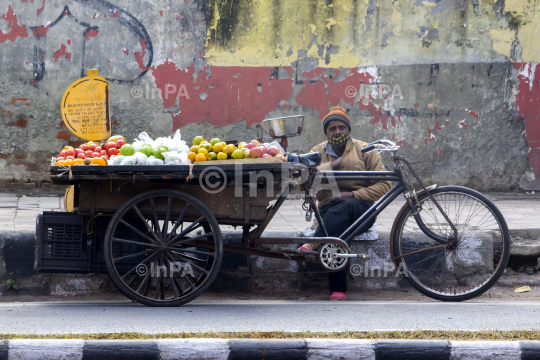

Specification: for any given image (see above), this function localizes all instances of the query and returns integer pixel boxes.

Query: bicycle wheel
[392,186,510,301]
[104,190,223,307]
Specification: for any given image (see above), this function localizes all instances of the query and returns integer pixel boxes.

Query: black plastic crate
[36,212,151,274]
[35,212,90,272]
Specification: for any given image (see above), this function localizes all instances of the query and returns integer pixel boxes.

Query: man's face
[326,120,349,138]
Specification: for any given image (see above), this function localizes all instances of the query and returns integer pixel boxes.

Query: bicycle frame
[312,157,457,248]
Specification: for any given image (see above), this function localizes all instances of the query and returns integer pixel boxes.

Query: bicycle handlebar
[361,140,398,154]
[361,145,376,153]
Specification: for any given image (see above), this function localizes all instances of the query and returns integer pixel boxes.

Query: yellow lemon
[190,145,200,153]
[197,148,208,155]
[193,136,204,145]
[207,152,217,160]
[217,152,228,160]
[202,143,213,152]
[223,144,236,155]
[213,143,224,153]
[231,150,244,159]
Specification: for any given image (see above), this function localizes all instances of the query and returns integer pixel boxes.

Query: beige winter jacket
[310,139,392,208]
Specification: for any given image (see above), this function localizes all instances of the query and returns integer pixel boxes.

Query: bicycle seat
[285,152,321,167]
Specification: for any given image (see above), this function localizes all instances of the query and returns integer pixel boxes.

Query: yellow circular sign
[61,69,111,141]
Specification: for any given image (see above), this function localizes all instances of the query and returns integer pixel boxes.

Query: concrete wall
[1,0,540,190]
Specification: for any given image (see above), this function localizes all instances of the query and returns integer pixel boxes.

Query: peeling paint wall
[0,0,539,190]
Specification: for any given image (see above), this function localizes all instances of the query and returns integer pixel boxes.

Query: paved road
[1,300,539,334]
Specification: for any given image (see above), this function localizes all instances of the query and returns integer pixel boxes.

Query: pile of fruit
[187,136,284,163]
[53,131,285,166]
[55,135,127,166]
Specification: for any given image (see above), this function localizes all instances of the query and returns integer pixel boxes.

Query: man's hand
[331,157,342,170]
[329,191,354,203]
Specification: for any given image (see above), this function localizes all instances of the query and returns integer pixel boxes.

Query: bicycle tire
[392,186,510,301]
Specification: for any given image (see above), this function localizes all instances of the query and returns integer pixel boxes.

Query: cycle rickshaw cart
[36,139,510,306]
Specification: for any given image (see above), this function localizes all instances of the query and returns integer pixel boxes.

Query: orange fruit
[91,158,106,165]
[217,152,228,160]
[187,152,197,163]
[190,145,200,153]
[73,159,84,165]
[200,141,210,145]
[197,148,208,155]
[195,153,207,162]
[223,144,236,155]
[64,159,74,166]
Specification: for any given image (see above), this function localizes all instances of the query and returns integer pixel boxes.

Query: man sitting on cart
[299,107,391,301]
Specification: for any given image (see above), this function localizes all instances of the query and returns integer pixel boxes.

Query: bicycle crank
[319,243,370,271]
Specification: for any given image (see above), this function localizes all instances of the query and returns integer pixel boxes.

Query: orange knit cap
[322,107,351,134]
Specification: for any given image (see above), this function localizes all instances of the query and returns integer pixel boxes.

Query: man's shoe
[330,292,347,301]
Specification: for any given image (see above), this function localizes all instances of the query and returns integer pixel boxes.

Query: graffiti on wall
[1,0,152,86]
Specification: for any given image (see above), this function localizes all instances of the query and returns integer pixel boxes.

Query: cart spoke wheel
[105,190,223,307]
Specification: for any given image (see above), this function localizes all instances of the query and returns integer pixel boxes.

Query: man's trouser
[313,197,375,293]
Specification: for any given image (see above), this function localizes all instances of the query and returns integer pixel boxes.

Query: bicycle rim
[394,187,509,300]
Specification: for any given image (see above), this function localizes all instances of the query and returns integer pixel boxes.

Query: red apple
[92,152,101,158]
[256,145,267,155]
[249,147,261,158]
[77,153,86,160]
[65,156,75,160]
[85,150,93,158]
[250,140,260,146]
[262,154,272,158]
[101,155,109,161]
[245,143,255,150]
[275,153,284,158]
[94,146,102,153]
[66,149,76,157]
[59,150,67,158]
[79,144,88,151]
[108,148,119,156]
[76,149,84,155]
[117,139,126,148]
[106,142,116,150]
[89,144,97,151]
[267,147,279,156]
[57,157,65,161]
[100,150,107,156]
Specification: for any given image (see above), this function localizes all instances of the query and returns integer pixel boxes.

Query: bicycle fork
[397,156,459,247]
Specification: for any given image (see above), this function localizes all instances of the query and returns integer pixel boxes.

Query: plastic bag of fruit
[120,156,137,165]
[132,152,148,165]
[133,132,153,152]
[147,155,164,165]
[109,155,126,165]
[162,151,190,165]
